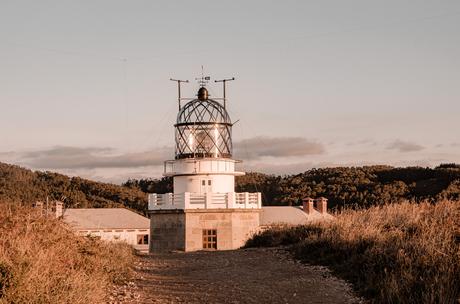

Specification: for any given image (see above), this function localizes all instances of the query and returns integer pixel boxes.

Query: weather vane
[171,67,235,109]
[195,65,210,87]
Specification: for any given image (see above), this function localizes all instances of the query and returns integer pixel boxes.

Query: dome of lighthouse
[175,87,232,159]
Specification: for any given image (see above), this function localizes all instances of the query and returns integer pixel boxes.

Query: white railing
[148,192,262,210]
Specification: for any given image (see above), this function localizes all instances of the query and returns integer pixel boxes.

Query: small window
[202,180,206,186]
[202,229,217,249]
[137,234,149,245]
[113,235,120,240]
[208,180,212,186]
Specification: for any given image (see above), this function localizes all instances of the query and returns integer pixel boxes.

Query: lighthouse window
[202,180,206,186]
[202,229,217,249]
[208,180,212,186]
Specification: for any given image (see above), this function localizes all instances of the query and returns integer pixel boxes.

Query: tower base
[149,209,261,252]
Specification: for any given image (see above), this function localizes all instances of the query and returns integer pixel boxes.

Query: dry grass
[0,203,134,304]
[246,200,460,304]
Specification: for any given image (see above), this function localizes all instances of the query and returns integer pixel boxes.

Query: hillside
[125,164,460,209]
[0,162,148,214]
[2,162,459,213]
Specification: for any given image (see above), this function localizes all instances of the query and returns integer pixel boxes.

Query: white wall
[174,174,235,194]
[170,158,237,174]
[78,228,150,251]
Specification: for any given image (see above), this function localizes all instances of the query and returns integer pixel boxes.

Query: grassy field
[0,203,134,304]
[246,200,460,304]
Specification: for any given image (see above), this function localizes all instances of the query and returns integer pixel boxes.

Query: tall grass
[246,200,460,304]
[0,204,134,304]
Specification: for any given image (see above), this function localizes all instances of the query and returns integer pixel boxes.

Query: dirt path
[111,248,363,304]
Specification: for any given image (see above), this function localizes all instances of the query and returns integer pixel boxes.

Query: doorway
[200,178,212,194]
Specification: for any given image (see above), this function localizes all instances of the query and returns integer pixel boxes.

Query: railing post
[227,192,235,209]
[205,192,213,209]
[257,192,262,208]
[184,192,190,209]
[244,192,249,209]
[148,194,157,210]
[167,193,173,206]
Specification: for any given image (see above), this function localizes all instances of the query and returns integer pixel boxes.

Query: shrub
[246,200,460,304]
[0,203,134,304]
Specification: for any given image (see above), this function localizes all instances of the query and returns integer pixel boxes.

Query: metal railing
[148,192,261,210]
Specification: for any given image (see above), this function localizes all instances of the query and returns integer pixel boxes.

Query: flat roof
[63,208,149,230]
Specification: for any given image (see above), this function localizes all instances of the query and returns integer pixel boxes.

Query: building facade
[63,208,150,252]
[148,81,262,252]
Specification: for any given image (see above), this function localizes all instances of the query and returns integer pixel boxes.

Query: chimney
[302,197,315,214]
[55,201,63,218]
[315,197,328,214]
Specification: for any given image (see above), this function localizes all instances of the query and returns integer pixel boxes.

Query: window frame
[202,229,217,250]
[137,234,149,245]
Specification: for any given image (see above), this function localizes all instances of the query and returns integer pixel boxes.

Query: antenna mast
[170,78,189,110]
[215,77,235,109]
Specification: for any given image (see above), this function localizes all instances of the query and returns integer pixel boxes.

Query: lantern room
[175,87,232,159]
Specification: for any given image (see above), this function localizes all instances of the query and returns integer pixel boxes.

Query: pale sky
[1,0,459,183]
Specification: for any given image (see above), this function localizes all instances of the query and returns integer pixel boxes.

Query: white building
[260,198,334,226]
[148,80,262,252]
[147,78,333,252]
[63,208,150,252]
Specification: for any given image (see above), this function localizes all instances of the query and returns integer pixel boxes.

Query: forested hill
[0,162,148,214]
[125,164,460,210]
[2,162,459,213]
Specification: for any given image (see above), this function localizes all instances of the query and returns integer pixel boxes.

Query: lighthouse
[148,76,262,252]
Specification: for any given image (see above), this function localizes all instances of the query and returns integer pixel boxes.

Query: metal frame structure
[175,98,232,159]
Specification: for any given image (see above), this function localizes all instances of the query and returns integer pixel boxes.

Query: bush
[246,200,460,304]
[0,203,134,304]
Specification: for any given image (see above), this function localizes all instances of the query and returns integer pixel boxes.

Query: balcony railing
[148,192,262,210]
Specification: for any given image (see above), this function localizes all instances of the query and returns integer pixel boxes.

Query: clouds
[234,136,325,160]
[386,140,424,153]
[14,137,325,170]
[14,146,172,169]
[1,135,458,184]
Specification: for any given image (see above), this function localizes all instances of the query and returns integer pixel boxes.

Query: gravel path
[111,248,363,304]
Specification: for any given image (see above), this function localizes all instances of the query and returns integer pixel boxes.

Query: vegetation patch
[0,162,147,214]
[245,200,460,304]
[127,164,460,209]
[0,203,134,304]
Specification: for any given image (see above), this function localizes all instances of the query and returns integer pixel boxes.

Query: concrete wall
[78,228,150,252]
[230,211,261,249]
[185,210,233,251]
[170,158,237,175]
[149,209,260,253]
[149,211,186,252]
[174,174,235,194]
[185,210,260,251]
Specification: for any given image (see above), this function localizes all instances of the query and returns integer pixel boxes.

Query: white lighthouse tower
[148,76,262,252]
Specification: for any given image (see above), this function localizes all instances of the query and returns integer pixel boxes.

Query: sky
[0,0,459,183]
